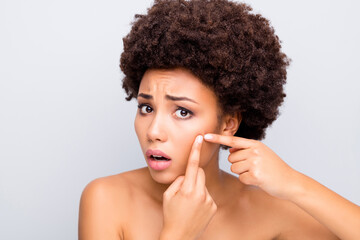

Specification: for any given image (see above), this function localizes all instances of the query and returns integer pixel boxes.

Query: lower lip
[147,157,172,170]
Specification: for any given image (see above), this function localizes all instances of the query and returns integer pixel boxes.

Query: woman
[78,0,360,239]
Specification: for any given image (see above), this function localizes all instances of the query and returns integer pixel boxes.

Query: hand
[204,133,299,200]
[161,135,217,240]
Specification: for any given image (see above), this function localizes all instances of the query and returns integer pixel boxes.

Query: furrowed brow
[165,94,198,104]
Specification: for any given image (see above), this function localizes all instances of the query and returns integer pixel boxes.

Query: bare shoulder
[79,168,148,240]
[81,167,146,201]
[241,184,339,240]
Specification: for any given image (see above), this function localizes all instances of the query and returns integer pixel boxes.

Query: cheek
[134,115,145,143]
[171,119,219,164]
[172,129,197,156]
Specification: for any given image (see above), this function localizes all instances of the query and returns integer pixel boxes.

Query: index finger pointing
[203,133,253,149]
[182,135,203,190]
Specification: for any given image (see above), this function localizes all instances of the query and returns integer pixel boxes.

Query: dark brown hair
[120,0,290,140]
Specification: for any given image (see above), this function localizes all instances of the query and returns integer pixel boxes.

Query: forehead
[139,68,217,100]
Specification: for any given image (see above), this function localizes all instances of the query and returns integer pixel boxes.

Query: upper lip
[146,149,172,160]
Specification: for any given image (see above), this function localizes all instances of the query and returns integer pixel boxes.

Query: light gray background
[0,0,359,239]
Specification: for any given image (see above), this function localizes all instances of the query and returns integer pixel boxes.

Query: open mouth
[151,155,171,161]
[146,149,172,170]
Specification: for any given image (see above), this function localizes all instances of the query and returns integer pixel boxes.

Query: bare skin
[78,167,338,239]
[79,68,359,240]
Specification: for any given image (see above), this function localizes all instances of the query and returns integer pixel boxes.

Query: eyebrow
[137,93,198,104]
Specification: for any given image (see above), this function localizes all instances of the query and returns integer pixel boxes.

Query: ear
[220,112,242,136]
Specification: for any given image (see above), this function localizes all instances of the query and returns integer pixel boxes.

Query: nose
[146,112,168,143]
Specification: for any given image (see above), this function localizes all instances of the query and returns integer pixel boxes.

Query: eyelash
[137,103,194,120]
[175,106,193,119]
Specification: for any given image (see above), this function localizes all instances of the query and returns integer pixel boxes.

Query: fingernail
[196,135,203,143]
[204,134,213,140]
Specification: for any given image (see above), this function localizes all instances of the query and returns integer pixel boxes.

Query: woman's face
[134,68,223,184]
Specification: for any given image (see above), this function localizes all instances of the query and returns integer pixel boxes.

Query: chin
[148,168,180,185]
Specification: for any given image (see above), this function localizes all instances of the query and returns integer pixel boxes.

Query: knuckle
[205,196,214,206]
[188,159,199,167]
[252,169,260,180]
[180,187,193,197]
[196,189,206,200]
[252,158,259,167]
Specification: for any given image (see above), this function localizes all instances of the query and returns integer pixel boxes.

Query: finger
[195,167,206,190]
[182,135,203,190]
[229,147,240,153]
[230,161,251,175]
[163,176,185,199]
[229,147,247,153]
[228,148,254,163]
[204,133,253,149]
[238,171,255,186]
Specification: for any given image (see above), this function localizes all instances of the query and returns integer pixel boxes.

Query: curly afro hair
[120,0,290,140]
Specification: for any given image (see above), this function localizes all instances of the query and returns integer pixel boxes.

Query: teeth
[153,155,162,158]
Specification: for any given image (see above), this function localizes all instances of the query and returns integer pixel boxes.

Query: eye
[138,104,153,114]
[174,107,192,119]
